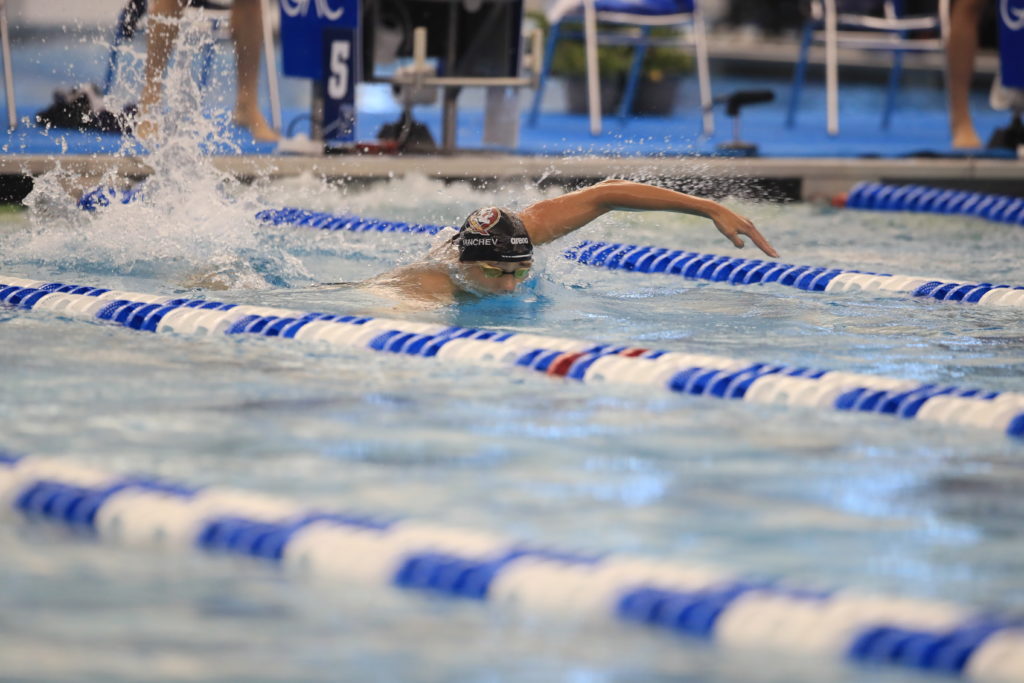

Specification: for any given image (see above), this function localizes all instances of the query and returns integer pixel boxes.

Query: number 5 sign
[279,0,359,142]
[322,28,357,142]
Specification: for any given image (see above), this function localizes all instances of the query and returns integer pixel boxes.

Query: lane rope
[76,188,1024,308]
[1,452,1022,681]
[839,182,1024,227]
[561,241,1024,306]
[2,274,1023,439]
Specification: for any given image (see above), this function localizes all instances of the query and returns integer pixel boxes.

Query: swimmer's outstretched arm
[518,179,779,258]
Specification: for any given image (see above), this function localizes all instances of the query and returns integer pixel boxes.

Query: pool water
[2,146,1024,681]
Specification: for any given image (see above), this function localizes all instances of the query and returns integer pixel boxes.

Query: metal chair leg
[103,23,129,95]
[527,21,561,127]
[882,47,904,129]
[259,0,281,132]
[582,0,602,135]
[103,0,147,95]
[786,20,814,129]
[0,0,14,130]
[692,3,713,136]
[617,27,651,122]
[199,39,215,89]
[824,0,839,136]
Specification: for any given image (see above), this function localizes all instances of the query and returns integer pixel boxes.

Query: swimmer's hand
[709,206,779,258]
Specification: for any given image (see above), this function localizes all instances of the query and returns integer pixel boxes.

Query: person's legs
[137,0,187,139]
[947,0,989,149]
[230,0,278,141]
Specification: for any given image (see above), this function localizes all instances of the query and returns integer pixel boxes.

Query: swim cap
[455,207,533,263]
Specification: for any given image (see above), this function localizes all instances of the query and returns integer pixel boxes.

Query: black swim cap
[455,207,533,263]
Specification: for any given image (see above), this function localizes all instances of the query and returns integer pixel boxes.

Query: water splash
[11,13,307,290]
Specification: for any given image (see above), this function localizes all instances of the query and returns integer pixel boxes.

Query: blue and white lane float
[561,241,1024,306]
[840,182,1024,227]
[77,190,1024,309]
[2,452,1022,681]
[254,207,1024,308]
[2,274,1024,439]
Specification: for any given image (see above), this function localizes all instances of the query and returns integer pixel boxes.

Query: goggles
[477,264,531,280]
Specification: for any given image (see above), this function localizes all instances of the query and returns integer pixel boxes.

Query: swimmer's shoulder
[369,261,458,303]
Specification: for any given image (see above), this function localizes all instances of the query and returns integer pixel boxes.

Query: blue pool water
[1,19,1023,682]
[1,134,1024,680]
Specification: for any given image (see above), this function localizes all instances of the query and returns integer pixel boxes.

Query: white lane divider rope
[1,452,1022,681]
[2,274,1023,439]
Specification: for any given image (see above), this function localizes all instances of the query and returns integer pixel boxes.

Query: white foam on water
[8,15,305,289]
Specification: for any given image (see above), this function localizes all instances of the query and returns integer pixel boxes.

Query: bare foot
[951,123,982,150]
[133,90,163,144]
[234,109,280,142]
[133,117,159,142]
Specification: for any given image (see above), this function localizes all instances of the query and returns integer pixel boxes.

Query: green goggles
[477,264,531,280]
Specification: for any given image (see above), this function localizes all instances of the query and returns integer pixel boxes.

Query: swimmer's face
[459,260,532,295]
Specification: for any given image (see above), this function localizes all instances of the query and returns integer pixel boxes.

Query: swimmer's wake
[77,188,1024,308]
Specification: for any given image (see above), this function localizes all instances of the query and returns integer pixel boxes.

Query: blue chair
[787,0,950,135]
[102,0,281,131]
[103,0,231,95]
[528,0,713,136]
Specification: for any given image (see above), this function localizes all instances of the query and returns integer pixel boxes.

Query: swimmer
[356,179,778,304]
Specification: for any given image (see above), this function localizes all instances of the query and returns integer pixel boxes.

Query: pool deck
[1,27,1021,202]
[4,79,1021,201]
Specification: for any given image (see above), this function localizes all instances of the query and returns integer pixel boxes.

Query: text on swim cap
[461,237,531,247]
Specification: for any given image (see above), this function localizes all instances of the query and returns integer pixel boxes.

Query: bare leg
[136,0,187,140]
[947,0,988,149]
[231,0,279,141]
